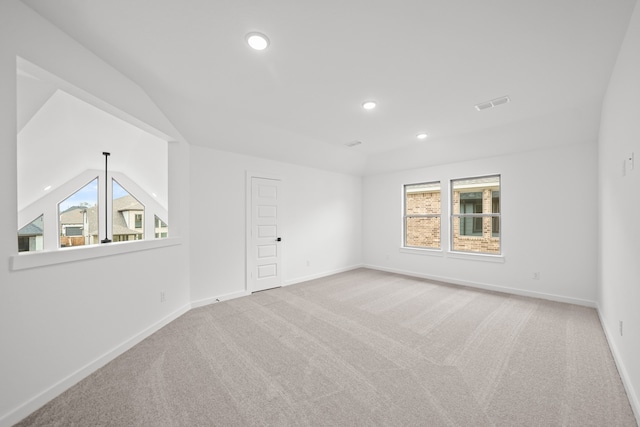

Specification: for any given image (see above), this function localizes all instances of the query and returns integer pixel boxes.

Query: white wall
[363,142,599,305]
[598,0,640,418]
[0,2,191,426]
[189,145,363,305]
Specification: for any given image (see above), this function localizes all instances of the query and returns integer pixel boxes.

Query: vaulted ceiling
[17,61,168,211]
[22,0,637,175]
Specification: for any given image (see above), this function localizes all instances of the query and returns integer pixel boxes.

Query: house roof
[113,195,143,212]
[60,197,143,237]
[59,207,87,225]
[18,218,43,236]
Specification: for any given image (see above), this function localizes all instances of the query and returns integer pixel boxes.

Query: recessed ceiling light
[246,32,270,50]
[362,101,377,110]
[43,185,52,191]
[416,133,428,140]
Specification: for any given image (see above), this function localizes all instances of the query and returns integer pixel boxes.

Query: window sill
[399,247,444,257]
[447,251,505,263]
[10,237,183,271]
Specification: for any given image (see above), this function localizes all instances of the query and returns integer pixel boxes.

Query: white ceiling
[21,0,637,175]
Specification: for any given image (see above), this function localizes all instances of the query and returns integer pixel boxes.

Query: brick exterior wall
[452,189,500,254]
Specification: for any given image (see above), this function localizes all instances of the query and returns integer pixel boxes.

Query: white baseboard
[190,289,251,308]
[596,305,640,424]
[363,264,596,308]
[283,264,364,287]
[0,303,191,427]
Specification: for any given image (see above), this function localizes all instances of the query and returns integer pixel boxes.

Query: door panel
[258,244,277,258]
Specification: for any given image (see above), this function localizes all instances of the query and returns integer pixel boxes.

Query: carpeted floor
[16,268,637,426]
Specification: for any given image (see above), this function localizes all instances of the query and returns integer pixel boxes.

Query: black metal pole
[101,152,112,243]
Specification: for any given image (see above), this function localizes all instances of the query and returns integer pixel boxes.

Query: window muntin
[58,178,99,248]
[404,182,441,249]
[451,175,500,254]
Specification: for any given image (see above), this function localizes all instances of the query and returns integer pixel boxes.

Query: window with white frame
[404,181,441,249]
[451,175,500,254]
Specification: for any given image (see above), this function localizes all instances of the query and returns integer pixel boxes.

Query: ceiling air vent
[475,96,510,111]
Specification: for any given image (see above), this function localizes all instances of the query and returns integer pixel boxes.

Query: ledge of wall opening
[11,237,183,271]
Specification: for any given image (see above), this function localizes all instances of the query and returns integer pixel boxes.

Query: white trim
[399,247,444,257]
[0,302,190,427]
[447,251,505,263]
[283,264,364,286]
[11,237,182,271]
[363,264,596,307]
[191,290,251,308]
[596,305,640,424]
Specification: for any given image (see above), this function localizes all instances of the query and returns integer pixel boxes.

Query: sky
[59,178,130,212]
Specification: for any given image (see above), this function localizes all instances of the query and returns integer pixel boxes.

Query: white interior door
[248,177,282,292]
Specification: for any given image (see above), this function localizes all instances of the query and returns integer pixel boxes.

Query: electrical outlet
[623,153,635,176]
[532,272,540,280]
[160,291,166,303]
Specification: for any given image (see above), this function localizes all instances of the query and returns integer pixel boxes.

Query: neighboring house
[59,195,147,246]
[21,183,168,252]
[106,194,145,242]
[17,215,43,252]
[59,206,92,247]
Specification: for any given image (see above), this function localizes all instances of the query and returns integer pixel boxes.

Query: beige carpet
[16,268,637,426]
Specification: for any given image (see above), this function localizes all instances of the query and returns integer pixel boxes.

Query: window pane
[451,175,500,254]
[492,190,500,213]
[113,180,144,241]
[458,216,483,236]
[492,216,500,237]
[452,217,500,254]
[58,178,99,248]
[404,182,441,249]
[154,215,168,239]
[405,182,441,215]
[405,217,441,249]
[18,214,44,252]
